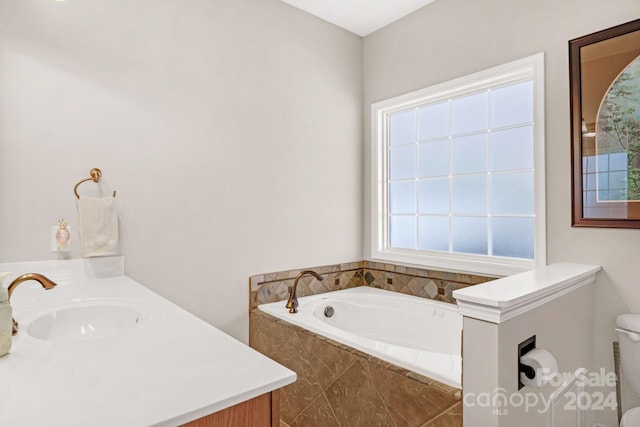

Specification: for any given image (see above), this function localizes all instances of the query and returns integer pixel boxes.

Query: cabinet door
[181,390,279,427]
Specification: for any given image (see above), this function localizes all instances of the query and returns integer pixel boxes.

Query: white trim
[370,53,546,277]
[452,263,601,324]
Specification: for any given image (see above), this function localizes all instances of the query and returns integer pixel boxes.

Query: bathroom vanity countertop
[0,257,295,426]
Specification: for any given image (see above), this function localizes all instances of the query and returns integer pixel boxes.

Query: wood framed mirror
[570,19,640,228]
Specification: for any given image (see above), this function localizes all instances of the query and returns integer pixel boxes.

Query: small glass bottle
[0,272,13,357]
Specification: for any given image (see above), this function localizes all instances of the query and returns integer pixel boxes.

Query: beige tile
[249,311,294,359]
[280,390,292,426]
[257,281,290,305]
[273,332,325,423]
[249,291,258,310]
[250,274,263,291]
[309,278,325,293]
[296,330,357,390]
[290,393,340,427]
[471,274,495,285]
[421,402,462,427]
[407,277,424,294]
[276,270,291,280]
[325,361,397,427]
[417,268,431,278]
[346,275,362,289]
[425,280,439,298]
[362,359,459,427]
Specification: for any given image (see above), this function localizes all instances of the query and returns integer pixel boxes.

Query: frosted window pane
[491,172,534,215]
[492,217,534,259]
[419,179,449,214]
[419,216,449,251]
[418,140,449,177]
[491,81,533,128]
[452,217,487,255]
[390,216,416,249]
[451,92,488,135]
[389,181,415,214]
[491,126,533,171]
[390,145,416,180]
[452,134,488,174]
[390,110,416,146]
[418,101,449,141]
[452,175,487,214]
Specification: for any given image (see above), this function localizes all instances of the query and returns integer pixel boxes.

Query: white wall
[363,1,640,424]
[0,0,363,342]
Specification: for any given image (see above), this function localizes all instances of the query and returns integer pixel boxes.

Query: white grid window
[371,54,546,276]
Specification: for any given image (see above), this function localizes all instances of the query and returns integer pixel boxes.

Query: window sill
[370,248,535,278]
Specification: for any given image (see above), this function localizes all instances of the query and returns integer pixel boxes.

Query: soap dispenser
[0,272,12,357]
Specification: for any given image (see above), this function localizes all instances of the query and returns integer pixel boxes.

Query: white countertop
[0,257,295,426]
[452,262,601,323]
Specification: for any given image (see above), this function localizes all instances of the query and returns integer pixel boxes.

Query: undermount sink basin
[27,302,144,342]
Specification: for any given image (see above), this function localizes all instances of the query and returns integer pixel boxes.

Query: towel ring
[73,168,116,199]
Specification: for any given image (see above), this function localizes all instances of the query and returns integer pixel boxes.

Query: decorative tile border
[249,260,495,309]
[360,260,493,304]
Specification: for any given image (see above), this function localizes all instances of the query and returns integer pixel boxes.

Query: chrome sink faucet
[285,270,323,314]
[8,273,58,335]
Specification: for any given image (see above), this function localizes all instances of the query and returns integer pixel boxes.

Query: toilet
[616,314,640,427]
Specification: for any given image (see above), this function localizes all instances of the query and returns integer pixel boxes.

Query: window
[371,54,545,276]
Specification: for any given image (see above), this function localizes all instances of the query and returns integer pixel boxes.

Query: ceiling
[280,0,437,37]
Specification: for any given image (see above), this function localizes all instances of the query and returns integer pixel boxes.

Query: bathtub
[258,286,462,388]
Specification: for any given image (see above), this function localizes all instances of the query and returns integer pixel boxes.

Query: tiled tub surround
[250,308,462,427]
[249,261,494,310]
[259,287,462,389]
[249,261,492,426]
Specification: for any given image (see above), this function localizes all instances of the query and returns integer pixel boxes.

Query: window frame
[370,53,546,277]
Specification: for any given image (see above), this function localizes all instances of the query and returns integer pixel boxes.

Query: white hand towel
[78,196,119,257]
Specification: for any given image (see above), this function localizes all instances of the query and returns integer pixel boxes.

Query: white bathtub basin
[258,286,462,388]
[27,301,144,341]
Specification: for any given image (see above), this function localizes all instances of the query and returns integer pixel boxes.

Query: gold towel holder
[73,168,116,199]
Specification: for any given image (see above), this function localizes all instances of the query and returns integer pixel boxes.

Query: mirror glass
[570,20,640,227]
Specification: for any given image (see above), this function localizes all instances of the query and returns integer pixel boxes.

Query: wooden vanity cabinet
[181,390,280,427]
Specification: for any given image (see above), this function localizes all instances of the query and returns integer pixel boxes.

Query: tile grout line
[287,358,356,427]
[419,401,462,427]
[362,360,400,427]
[288,329,355,427]
[317,358,361,427]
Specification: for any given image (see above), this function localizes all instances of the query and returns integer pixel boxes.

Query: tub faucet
[285,270,323,314]
[8,273,58,335]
